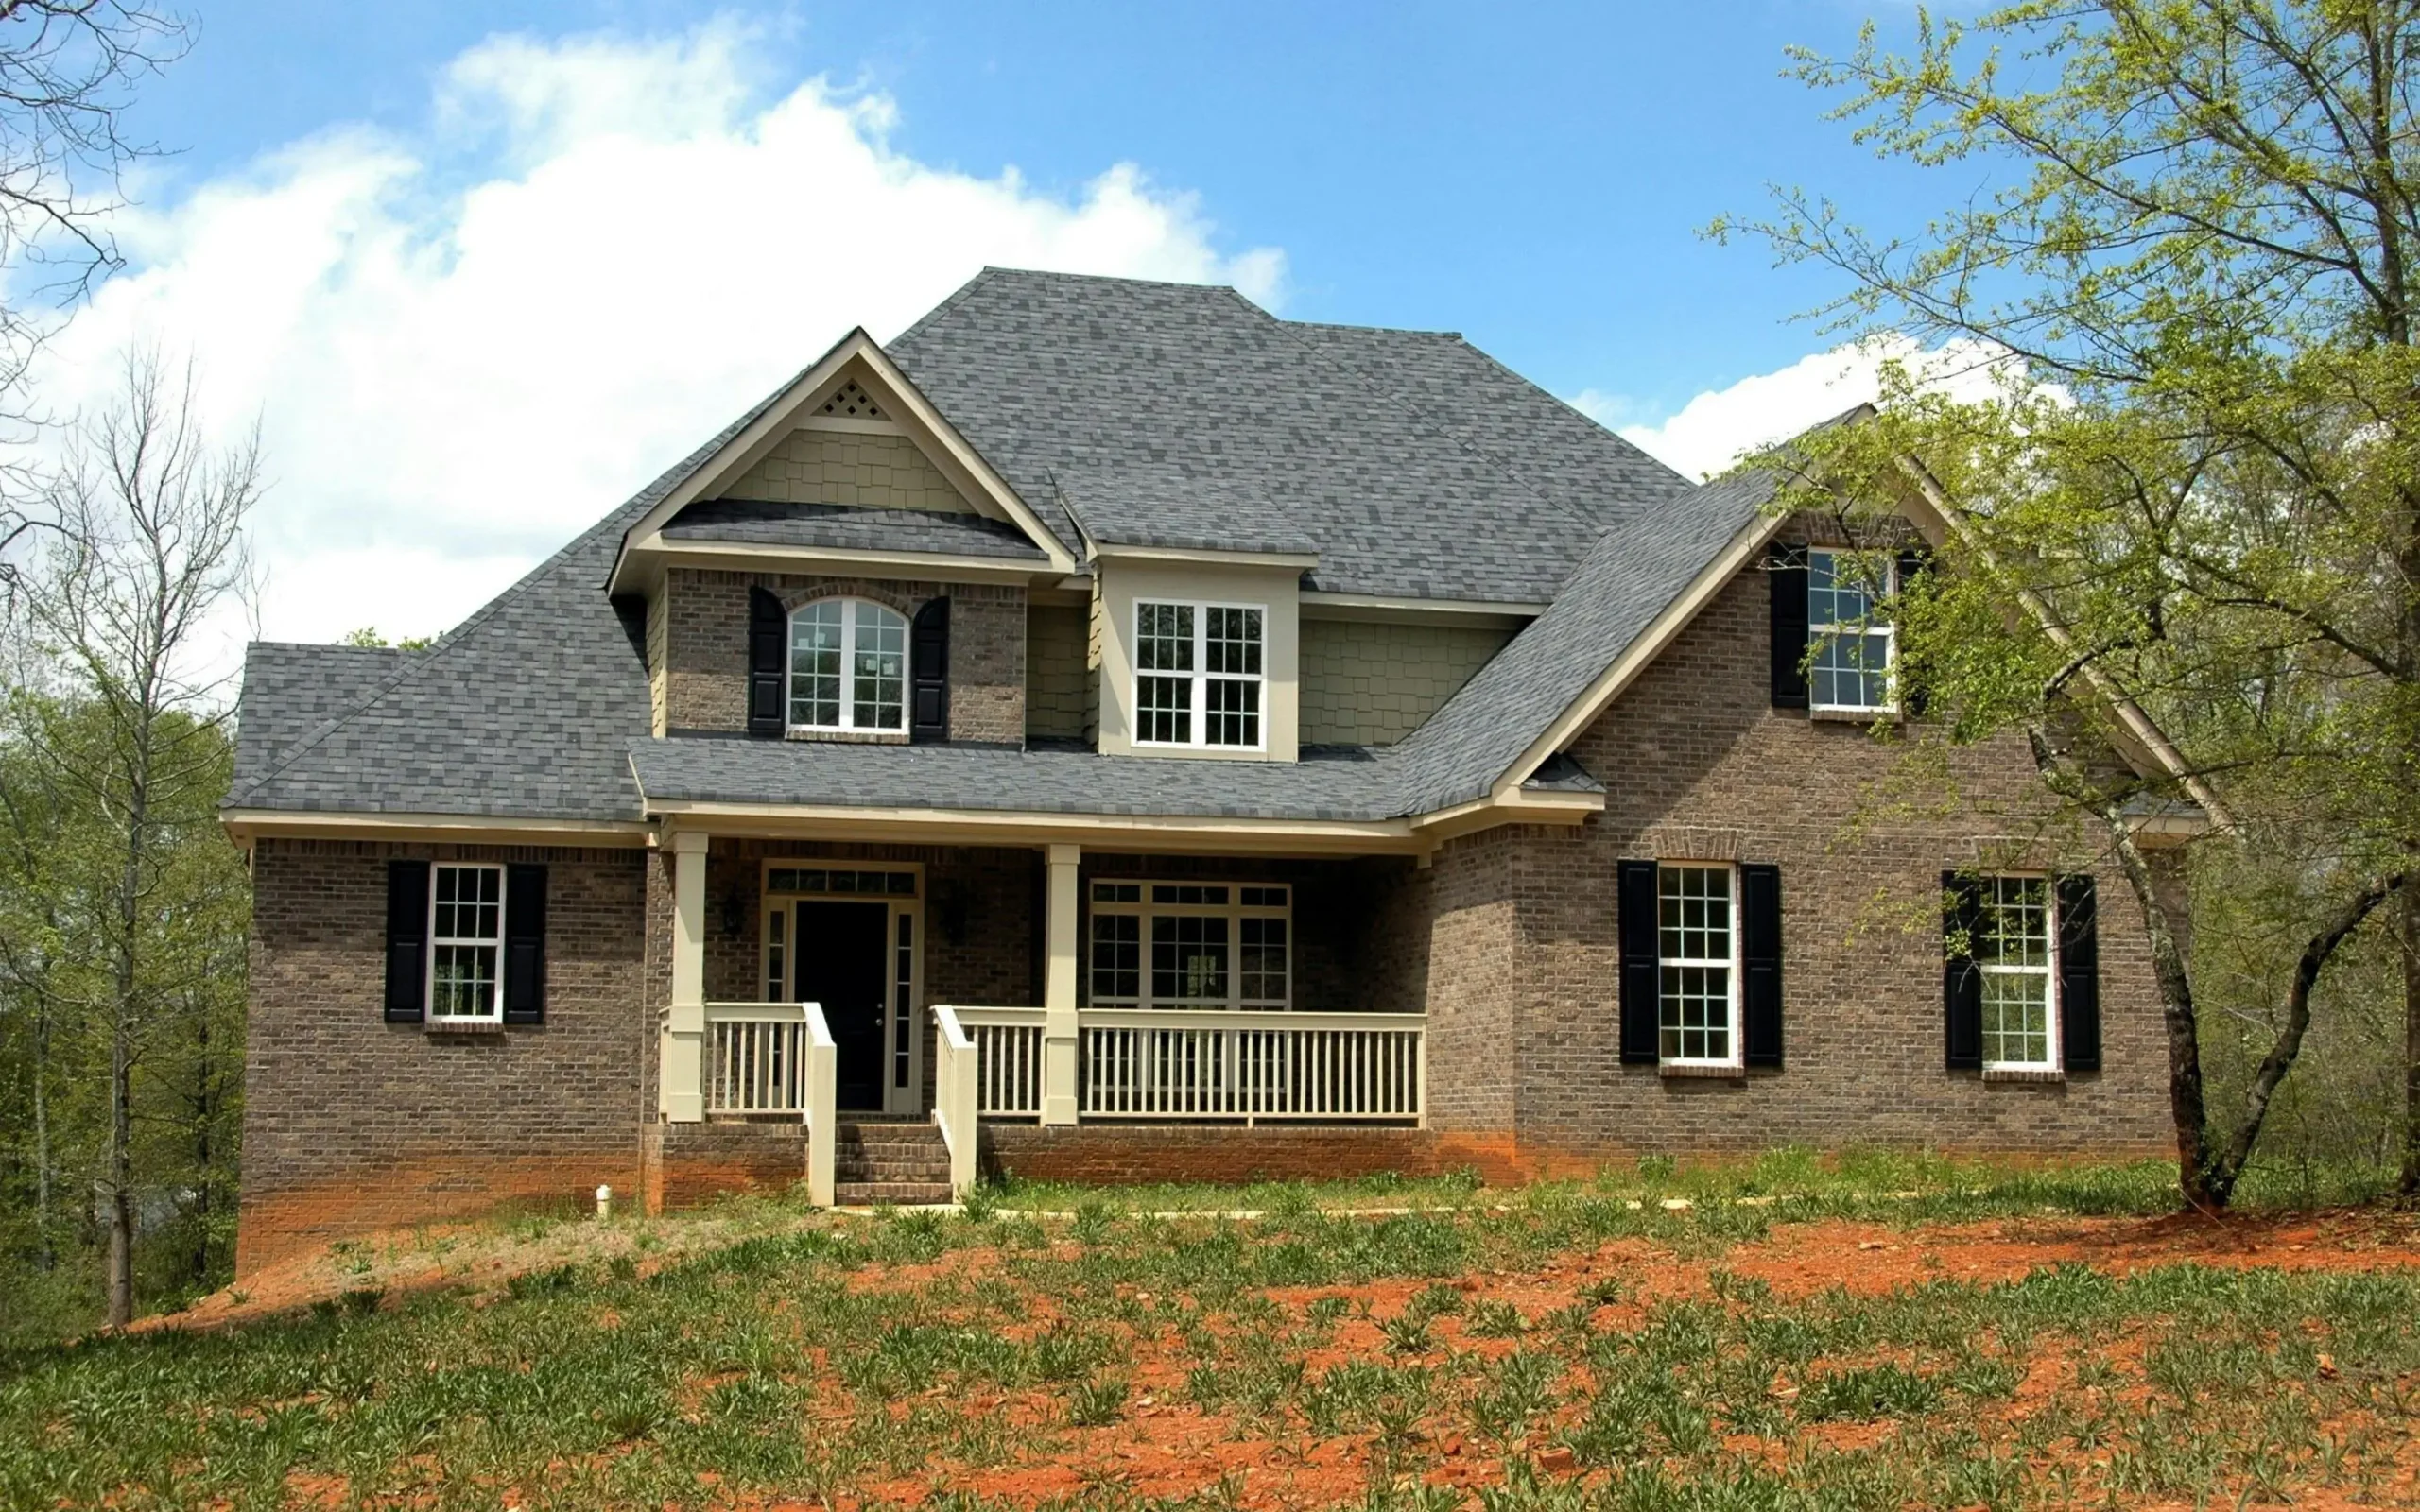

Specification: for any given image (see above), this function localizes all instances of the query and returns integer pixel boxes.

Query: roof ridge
[890,267,1001,351]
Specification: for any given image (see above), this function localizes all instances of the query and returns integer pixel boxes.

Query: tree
[1721,0,2420,1207]
[9,349,255,1326]
[0,1,189,586]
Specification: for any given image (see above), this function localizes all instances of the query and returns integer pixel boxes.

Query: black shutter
[1943,870,1983,1069]
[1895,547,1931,718]
[503,863,548,1025]
[1769,545,1808,709]
[384,860,429,1023]
[1617,860,1661,1064]
[747,587,786,738]
[911,596,950,745]
[1741,863,1783,1068]
[2056,873,2101,1071]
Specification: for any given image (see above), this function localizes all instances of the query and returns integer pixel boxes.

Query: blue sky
[130,1,1927,418]
[48,3,1971,646]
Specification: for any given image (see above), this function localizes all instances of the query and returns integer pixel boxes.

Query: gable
[721,427,975,513]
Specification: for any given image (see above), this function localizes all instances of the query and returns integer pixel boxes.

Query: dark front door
[795,901,890,1111]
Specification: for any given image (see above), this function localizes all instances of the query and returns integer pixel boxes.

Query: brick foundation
[649,1120,810,1210]
[980,1123,1519,1186]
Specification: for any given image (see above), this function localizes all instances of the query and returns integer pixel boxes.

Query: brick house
[225,269,2193,1274]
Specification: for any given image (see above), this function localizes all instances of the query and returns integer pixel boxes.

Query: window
[1658,865,1737,1064]
[1089,880,1289,1008]
[429,863,504,1022]
[1979,876,2058,1069]
[787,598,907,732]
[1132,601,1264,748]
[1807,549,1895,713]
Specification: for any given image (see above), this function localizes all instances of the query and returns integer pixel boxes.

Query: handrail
[802,1002,835,1208]
[930,1006,978,1200]
[1079,1007,1425,1032]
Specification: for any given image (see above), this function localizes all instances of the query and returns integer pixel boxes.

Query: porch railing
[1081,1010,1425,1123]
[931,1006,978,1198]
[703,1002,835,1206]
[954,1006,1048,1117]
[938,1006,1425,1125]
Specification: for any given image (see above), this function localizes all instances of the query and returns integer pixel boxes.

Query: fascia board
[1087,542,1321,571]
[222,809,652,846]
[637,796,1426,855]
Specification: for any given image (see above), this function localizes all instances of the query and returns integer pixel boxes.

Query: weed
[1068,1375,1128,1426]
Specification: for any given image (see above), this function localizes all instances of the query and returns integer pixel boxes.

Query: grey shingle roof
[887,270,1692,603]
[630,737,1404,821]
[227,269,1772,829]
[663,499,1046,559]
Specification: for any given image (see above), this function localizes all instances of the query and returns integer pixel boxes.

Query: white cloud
[24,20,1284,653]
[1584,335,2017,481]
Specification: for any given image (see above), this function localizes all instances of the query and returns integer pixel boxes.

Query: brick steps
[833,1118,952,1206]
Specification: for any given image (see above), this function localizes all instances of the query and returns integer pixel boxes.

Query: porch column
[1040,842,1081,1125]
[662,830,710,1124]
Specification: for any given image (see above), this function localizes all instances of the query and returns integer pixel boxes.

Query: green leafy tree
[1720,0,2420,1207]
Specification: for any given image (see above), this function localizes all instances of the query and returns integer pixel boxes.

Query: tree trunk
[105,760,148,1329]
[32,999,52,1271]
[2402,872,2420,1198]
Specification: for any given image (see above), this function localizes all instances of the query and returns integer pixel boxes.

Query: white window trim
[1979,873,2063,1073]
[1131,599,1269,752]
[1806,548,1898,715]
[786,597,908,734]
[1087,879,1291,1010]
[1659,861,1741,1069]
[759,862,925,1115]
[427,861,506,1024]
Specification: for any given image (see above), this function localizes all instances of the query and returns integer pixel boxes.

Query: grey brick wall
[661,567,1025,745]
[1408,545,2171,1160]
[238,838,650,1276]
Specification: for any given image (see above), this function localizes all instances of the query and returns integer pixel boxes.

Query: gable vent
[818,379,887,421]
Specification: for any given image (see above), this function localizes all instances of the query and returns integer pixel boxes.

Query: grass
[0,1157,2413,1510]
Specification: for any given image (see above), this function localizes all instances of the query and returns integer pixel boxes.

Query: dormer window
[1134,600,1264,749]
[788,598,907,732]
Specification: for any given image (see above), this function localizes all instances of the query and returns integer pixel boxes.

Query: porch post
[662,830,710,1124]
[1040,842,1081,1125]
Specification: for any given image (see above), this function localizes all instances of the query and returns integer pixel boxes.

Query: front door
[795,901,890,1111]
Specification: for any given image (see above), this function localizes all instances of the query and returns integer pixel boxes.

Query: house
[225,269,2184,1275]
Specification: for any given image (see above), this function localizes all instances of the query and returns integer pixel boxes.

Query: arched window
[787,598,907,731]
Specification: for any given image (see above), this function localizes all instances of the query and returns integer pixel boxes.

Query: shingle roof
[227,269,1767,829]
[662,499,1047,560]
[887,270,1692,602]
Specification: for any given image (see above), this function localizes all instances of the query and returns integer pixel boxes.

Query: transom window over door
[1089,881,1289,1009]
[1133,601,1265,748]
[1979,876,2057,1069]
[429,863,504,1022]
[1658,865,1738,1064]
[1806,549,1895,713]
[788,598,906,732]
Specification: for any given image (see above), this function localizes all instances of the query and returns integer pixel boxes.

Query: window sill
[1808,706,1902,725]
[786,728,908,746]
[1981,1066,2064,1084]
[424,1021,508,1038]
[1659,1062,1746,1080]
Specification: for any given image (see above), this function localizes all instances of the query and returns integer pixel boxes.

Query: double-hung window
[1089,881,1290,1009]
[1978,876,2058,1070]
[1133,601,1265,749]
[788,598,907,732]
[1658,865,1738,1065]
[1806,549,1895,713]
[429,863,504,1022]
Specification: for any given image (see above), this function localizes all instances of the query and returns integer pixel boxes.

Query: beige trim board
[221,809,653,847]
[628,536,1054,587]
[646,798,1427,856]
[1301,591,1546,627]
[606,331,1074,596]
[1492,513,1783,801]
[1409,788,1602,844]
[1087,541,1321,570]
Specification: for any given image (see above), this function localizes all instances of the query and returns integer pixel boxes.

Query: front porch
[654,835,1432,1205]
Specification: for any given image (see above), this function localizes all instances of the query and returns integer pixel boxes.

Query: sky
[18,1,1990,655]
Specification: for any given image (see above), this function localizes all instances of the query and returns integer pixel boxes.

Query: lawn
[3,1155,2417,1511]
